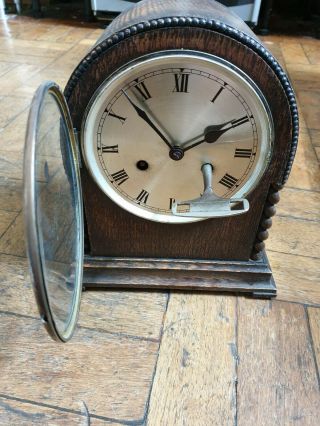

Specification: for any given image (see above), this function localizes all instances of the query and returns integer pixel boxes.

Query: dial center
[169,146,184,161]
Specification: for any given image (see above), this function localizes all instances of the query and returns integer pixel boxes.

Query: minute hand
[183,116,250,153]
[122,90,173,149]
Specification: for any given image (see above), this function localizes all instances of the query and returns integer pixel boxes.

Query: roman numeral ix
[133,80,152,100]
[174,70,189,93]
[219,173,238,189]
[234,148,253,158]
[110,169,129,186]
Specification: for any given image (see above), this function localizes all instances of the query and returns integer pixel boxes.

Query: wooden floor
[0,14,319,426]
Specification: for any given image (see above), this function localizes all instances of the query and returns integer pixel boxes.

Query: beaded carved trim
[64,16,299,186]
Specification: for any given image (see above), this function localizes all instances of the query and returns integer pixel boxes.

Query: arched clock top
[65,0,298,188]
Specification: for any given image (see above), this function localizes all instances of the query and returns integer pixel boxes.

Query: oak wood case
[64,0,298,296]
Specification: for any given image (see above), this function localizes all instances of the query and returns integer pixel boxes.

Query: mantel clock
[24,0,299,341]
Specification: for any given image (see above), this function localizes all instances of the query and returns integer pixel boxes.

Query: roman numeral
[106,108,127,125]
[211,86,225,103]
[219,173,238,189]
[231,116,250,129]
[173,70,189,93]
[133,80,152,100]
[136,189,149,204]
[169,198,176,209]
[99,144,119,154]
[234,148,253,158]
[110,169,129,186]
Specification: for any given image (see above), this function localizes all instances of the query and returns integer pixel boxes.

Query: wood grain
[147,294,237,425]
[277,187,320,222]
[287,129,320,191]
[268,215,320,258]
[0,254,37,315]
[70,25,291,261]
[297,91,320,130]
[237,299,320,425]
[0,61,17,78]
[0,253,167,340]
[100,0,258,43]
[0,110,29,153]
[287,63,320,91]
[80,290,167,340]
[0,150,24,180]
[302,41,320,65]
[0,66,46,97]
[0,397,120,425]
[0,313,158,422]
[280,42,310,65]
[0,52,53,66]
[268,251,320,305]
[0,36,70,57]
[307,308,320,373]
[0,211,26,257]
[0,210,17,239]
[0,96,30,128]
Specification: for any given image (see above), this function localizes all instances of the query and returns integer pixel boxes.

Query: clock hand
[182,116,249,152]
[122,90,173,150]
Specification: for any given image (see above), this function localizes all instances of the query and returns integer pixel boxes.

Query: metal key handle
[171,163,249,218]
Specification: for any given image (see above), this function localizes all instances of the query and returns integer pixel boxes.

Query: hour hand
[122,90,173,149]
[181,116,249,152]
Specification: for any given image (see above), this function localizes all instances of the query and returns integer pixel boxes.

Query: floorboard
[237,299,320,425]
[147,294,237,425]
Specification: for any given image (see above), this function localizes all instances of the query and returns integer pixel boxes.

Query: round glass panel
[24,82,83,342]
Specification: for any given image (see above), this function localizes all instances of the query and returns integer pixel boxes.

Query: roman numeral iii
[99,144,119,154]
[111,169,129,186]
[174,71,189,93]
[136,189,149,204]
[219,173,238,189]
[234,148,253,158]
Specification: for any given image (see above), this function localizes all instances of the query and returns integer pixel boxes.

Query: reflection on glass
[35,91,81,336]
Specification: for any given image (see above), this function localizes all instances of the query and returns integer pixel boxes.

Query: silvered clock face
[82,51,273,223]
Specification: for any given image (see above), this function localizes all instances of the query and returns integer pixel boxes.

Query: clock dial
[82,51,273,223]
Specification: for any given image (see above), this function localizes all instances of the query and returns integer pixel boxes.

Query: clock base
[83,251,276,298]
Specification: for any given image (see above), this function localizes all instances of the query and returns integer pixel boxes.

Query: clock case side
[63,2,297,297]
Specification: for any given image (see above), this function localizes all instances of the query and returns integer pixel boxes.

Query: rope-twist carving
[251,186,280,260]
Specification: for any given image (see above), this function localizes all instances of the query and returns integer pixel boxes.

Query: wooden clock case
[63,0,298,297]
